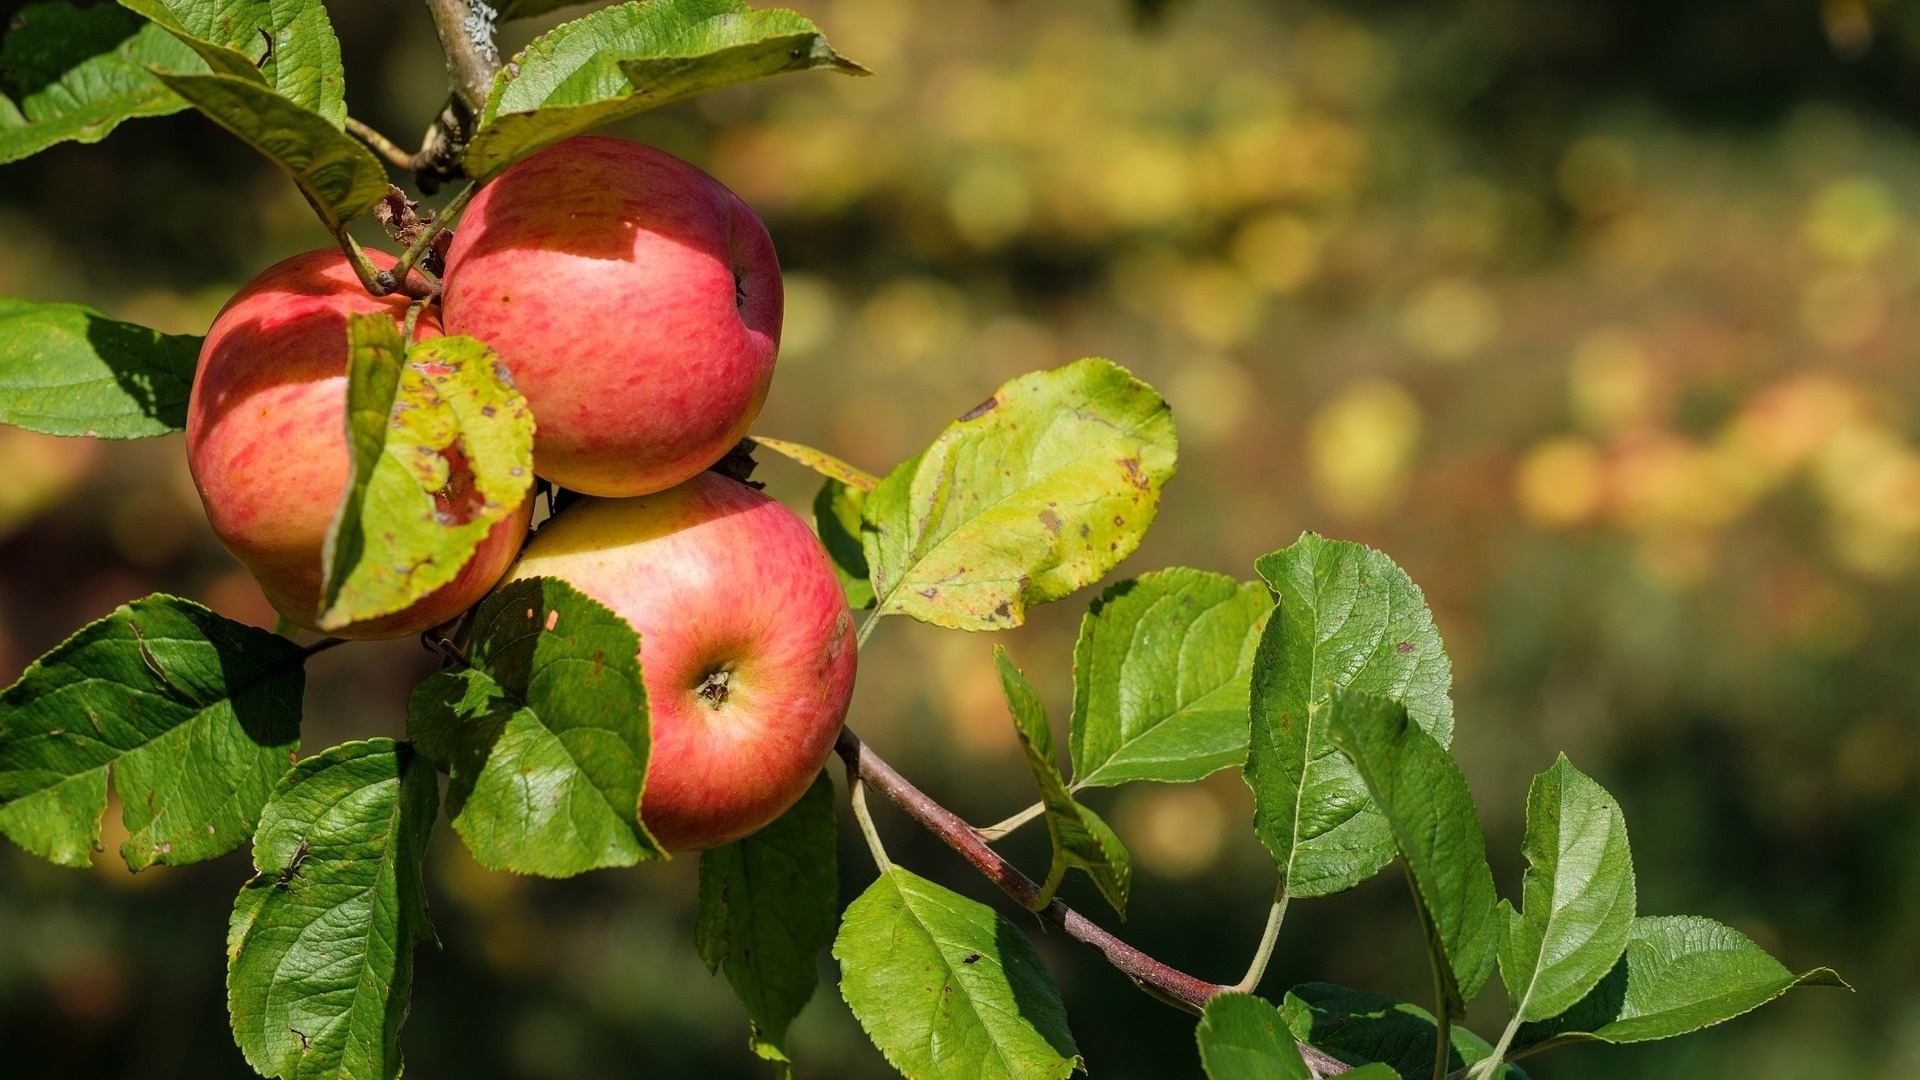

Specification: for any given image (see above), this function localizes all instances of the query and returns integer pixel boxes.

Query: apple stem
[832,726,1355,1077]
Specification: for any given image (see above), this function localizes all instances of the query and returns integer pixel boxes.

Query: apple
[506,471,856,851]
[186,248,532,639]
[440,136,783,498]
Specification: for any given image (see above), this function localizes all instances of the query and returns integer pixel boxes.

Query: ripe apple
[506,471,856,851]
[186,248,532,639]
[440,136,783,498]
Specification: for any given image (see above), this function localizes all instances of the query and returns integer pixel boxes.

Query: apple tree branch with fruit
[0,2,1849,1079]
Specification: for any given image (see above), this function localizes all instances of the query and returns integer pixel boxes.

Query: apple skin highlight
[186,248,532,639]
[442,136,784,498]
[508,472,857,851]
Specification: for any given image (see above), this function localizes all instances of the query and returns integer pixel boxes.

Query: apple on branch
[442,136,784,498]
[507,471,857,851]
[185,249,532,639]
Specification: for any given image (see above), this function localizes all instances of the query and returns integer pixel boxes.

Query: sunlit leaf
[0,2,203,163]
[1196,993,1309,1080]
[863,357,1177,632]
[0,594,301,870]
[318,319,534,630]
[227,739,437,1080]
[757,435,878,491]
[1326,688,1499,1019]
[995,647,1130,917]
[1499,755,1636,1023]
[1243,533,1453,899]
[1068,568,1269,789]
[1514,916,1848,1050]
[835,866,1081,1080]
[119,0,347,123]
[466,0,864,181]
[408,577,662,877]
[0,298,198,437]
[698,772,837,1067]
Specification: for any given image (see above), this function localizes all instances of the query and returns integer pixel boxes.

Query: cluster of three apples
[185,137,857,852]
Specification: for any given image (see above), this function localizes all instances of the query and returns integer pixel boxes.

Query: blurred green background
[1,0,1916,1075]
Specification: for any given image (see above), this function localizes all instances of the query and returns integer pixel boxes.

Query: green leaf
[814,478,875,609]
[757,435,880,491]
[0,298,199,438]
[465,0,865,181]
[1196,993,1309,1080]
[835,867,1081,1080]
[862,358,1178,632]
[1326,688,1498,1018]
[0,2,204,163]
[994,647,1131,917]
[0,594,302,870]
[151,70,386,232]
[407,577,663,876]
[1278,984,1527,1080]
[1514,915,1848,1050]
[1068,569,1270,789]
[1243,533,1454,899]
[227,739,438,1080]
[697,771,838,1067]
[1499,755,1636,1023]
[318,320,535,630]
[118,0,347,124]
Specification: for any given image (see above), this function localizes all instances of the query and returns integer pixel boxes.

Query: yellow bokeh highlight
[1515,437,1606,528]
[1804,175,1900,263]
[1115,784,1229,879]
[1400,276,1500,362]
[1166,352,1259,446]
[1569,326,1659,435]
[1231,211,1321,294]
[1307,377,1422,520]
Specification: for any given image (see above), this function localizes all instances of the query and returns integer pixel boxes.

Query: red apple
[440,136,783,498]
[506,471,856,851]
[186,248,532,639]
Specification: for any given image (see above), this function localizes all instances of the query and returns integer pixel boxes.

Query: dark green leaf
[698,772,837,1067]
[318,322,535,630]
[408,577,663,876]
[995,647,1130,917]
[0,594,302,870]
[1068,568,1269,789]
[1326,688,1498,1018]
[466,0,864,180]
[1196,993,1309,1080]
[227,739,437,1080]
[1514,915,1848,1050]
[152,70,386,231]
[0,2,204,163]
[0,298,199,437]
[1499,755,1636,1023]
[1243,533,1453,899]
[863,357,1178,632]
[834,867,1081,1080]
[1278,984,1527,1080]
[814,478,874,609]
[118,0,347,123]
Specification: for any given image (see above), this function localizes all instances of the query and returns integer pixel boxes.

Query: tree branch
[424,0,500,117]
[834,727,1353,1078]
